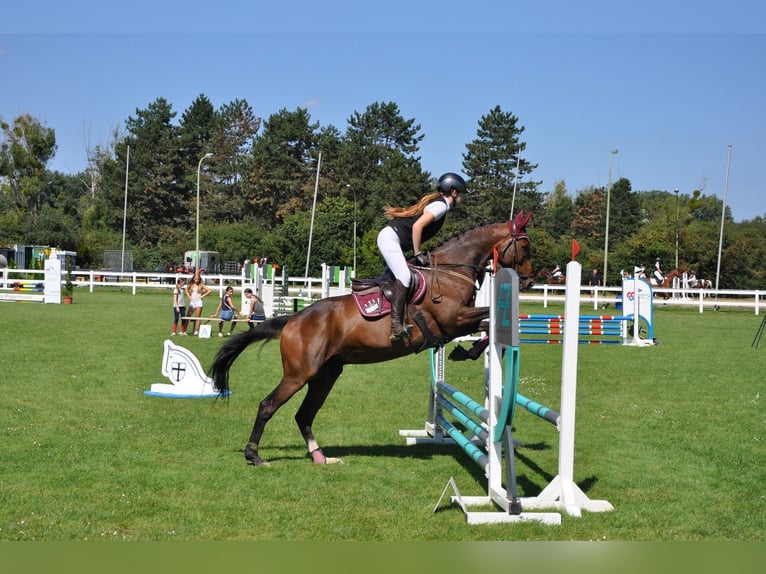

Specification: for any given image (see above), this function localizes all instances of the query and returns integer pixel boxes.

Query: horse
[647,268,682,299]
[687,274,712,290]
[686,273,713,299]
[209,211,536,467]
[538,269,565,285]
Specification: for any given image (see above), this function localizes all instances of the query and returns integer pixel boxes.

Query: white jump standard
[401,262,613,524]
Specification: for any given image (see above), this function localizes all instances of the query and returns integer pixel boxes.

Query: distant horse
[687,273,713,298]
[538,269,565,285]
[647,268,682,299]
[687,274,713,290]
[210,211,536,467]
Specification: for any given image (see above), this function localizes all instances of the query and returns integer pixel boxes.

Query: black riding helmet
[437,172,468,195]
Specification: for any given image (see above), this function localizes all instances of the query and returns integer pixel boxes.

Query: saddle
[351,268,427,318]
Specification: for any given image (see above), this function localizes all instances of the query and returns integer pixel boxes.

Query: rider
[551,264,562,279]
[376,172,467,340]
[654,258,664,285]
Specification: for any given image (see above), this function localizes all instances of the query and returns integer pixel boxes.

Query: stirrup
[390,325,413,341]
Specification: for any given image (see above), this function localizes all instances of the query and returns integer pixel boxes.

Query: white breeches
[377,226,411,287]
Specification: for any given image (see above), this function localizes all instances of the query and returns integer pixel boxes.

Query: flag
[571,239,580,261]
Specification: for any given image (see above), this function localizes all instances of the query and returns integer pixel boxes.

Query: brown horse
[210,212,536,467]
[538,269,565,285]
[647,268,682,299]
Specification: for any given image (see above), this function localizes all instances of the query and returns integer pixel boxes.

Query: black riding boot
[389,279,412,340]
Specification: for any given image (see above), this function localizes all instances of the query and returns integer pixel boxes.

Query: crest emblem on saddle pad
[351,269,427,318]
[144,339,231,398]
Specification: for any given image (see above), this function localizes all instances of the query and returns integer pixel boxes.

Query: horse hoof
[310,448,342,464]
[245,445,270,467]
[323,457,343,465]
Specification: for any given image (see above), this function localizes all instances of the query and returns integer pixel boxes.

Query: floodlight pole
[195,153,214,271]
[603,149,618,286]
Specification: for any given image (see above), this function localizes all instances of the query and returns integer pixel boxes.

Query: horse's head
[495,210,535,290]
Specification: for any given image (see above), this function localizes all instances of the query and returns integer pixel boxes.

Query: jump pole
[518,261,613,516]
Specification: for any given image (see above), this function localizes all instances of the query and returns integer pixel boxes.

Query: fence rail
[2,267,763,315]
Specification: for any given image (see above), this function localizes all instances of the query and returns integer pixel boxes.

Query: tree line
[1,98,764,289]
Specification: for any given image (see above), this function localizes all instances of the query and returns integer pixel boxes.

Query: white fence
[528,283,764,315]
[1,263,353,317]
[2,264,763,315]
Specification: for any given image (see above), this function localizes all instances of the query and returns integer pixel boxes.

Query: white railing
[2,266,762,315]
[526,284,764,315]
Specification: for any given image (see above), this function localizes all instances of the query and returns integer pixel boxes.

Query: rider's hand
[413,252,430,267]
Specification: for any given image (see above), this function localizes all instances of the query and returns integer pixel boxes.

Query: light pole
[674,188,680,269]
[603,149,618,286]
[195,152,214,271]
[345,184,357,276]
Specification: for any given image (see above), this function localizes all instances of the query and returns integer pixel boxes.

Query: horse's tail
[209,315,290,395]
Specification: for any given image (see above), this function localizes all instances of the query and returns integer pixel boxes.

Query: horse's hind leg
[244,378,304,467]
[295,360,344,464]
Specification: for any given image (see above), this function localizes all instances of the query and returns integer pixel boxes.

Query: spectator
[186,273,212,336]
[588,268,602,287]
[243,288,266,329]
[211,285,239,337]
[171,277,188,336]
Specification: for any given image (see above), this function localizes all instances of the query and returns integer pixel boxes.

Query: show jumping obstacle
[401,262,614,524]
[0,249,73,304]
[518,275,655,346]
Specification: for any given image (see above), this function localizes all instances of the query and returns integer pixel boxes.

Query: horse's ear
[513,210,533,231]
[521,210,533,229]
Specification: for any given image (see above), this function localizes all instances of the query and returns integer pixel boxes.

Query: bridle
[418,220,534,302]
[496,220,534,284]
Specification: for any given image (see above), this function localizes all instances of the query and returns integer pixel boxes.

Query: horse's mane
[431,211,533,255]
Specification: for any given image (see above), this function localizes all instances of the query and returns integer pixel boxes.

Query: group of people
[170,273,266,338]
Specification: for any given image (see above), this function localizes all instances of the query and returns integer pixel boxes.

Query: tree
[461,105,541,229]
[539,180,575,239]
[105,98,183,248]
[338,102,429,266]
[248,107,321,228]
[207,98,261,222]
[0,114,58,215]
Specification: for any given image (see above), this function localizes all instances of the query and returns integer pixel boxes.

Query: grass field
[0,288,764,542]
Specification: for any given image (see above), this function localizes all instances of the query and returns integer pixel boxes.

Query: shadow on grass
[232,440,605,499]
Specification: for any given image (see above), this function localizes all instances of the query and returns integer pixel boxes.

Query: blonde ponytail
[384,192,443,219]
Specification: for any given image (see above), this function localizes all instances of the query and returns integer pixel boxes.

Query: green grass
[0,290,764,541]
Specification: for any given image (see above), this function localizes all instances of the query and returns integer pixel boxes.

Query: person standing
[211,285,240,337]
[171,277,188,335]
[186,273,211,336]
[376,172,467,340]
[588,268,602,287]
[243,287,266,329]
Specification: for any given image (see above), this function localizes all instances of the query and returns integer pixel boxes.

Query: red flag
[571,239,580,261]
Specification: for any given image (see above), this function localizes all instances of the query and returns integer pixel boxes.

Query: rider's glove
[413,252,430,267]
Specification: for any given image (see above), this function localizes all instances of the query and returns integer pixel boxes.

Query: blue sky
[2,1,764,222]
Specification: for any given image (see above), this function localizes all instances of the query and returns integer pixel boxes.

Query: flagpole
[714,145,732,307]
[510,153,521,218]
[121,145,129,275]
[305,151,322,282]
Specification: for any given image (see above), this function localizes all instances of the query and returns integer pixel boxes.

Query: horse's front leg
[455,305,490,334]
[295,362,344,465]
